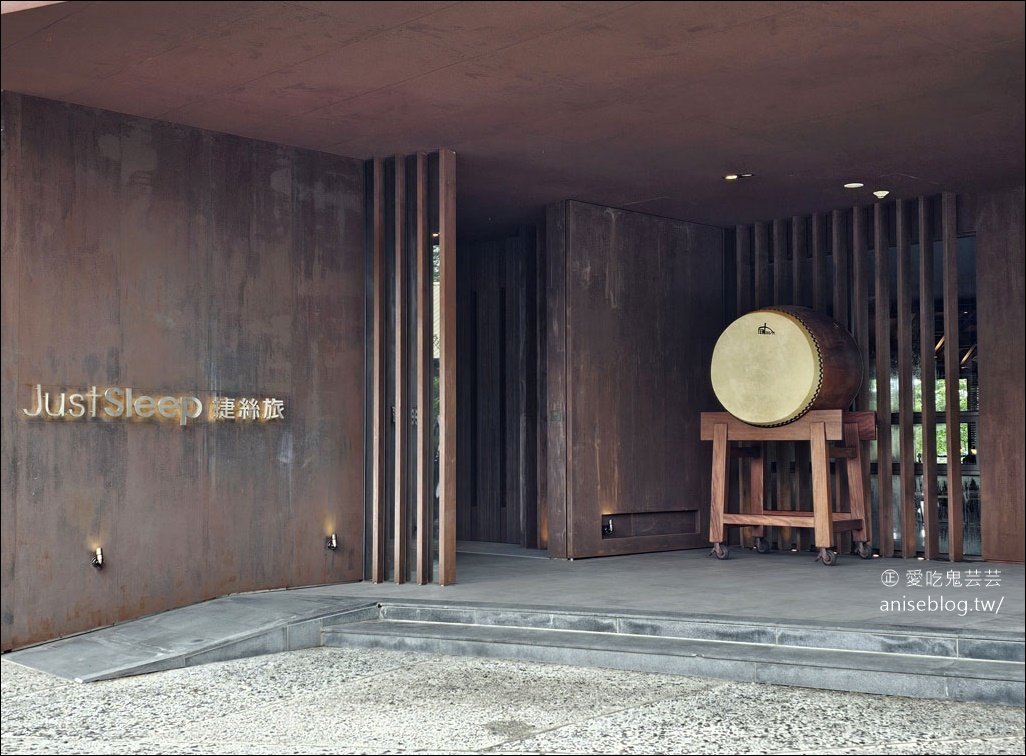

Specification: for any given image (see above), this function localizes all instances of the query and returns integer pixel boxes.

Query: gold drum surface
[710,306,863,426]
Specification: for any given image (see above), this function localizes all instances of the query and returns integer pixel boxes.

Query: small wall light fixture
[91,547,104,569]
[325,533,338,551]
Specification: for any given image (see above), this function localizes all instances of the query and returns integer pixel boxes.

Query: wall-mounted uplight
[844,182,865,189]
[91,547,104,570]
[873,190,890,199]
[325,533,338,551]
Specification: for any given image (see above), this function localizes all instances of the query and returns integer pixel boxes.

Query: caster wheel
[816,547,838,566]
[855,541,873,559]
[709,543,729,560]
[754,537,770,554]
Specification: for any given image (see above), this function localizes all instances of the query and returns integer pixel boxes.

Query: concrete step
[321,603,1025,706]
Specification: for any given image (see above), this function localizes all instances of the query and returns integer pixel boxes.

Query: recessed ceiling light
[873,190,890,199]
[844,182,864,189]
[724,174,740,181]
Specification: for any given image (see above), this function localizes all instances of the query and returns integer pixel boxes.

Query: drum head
[710,309,821,426]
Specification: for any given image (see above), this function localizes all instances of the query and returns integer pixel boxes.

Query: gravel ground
[2,648,1023,755]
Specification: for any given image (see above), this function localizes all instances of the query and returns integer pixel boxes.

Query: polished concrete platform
[5,544,1024,706]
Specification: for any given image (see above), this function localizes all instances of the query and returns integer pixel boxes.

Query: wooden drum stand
[701,409,876,566]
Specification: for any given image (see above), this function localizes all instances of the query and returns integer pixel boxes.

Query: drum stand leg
[708,423,730,559]
[810,421,837,565]
[844,420,874,559]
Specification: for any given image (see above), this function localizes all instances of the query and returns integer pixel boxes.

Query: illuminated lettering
[22,384,281,426]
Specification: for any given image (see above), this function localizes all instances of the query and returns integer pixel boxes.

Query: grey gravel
[2,649,1023,755]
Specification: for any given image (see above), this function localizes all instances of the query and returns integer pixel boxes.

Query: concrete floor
[2,544,1023,754]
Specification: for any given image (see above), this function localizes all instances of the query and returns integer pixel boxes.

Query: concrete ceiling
[3,1,1023,239]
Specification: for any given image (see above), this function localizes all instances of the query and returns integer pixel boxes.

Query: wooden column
[832,209,851,553]
[415,153,432,583]
[975,187,1025,563]
[393,156,409,582]
[812,213,828,313]
[791,215,807,308]
[735,225,753,548]
[791,216,810,550]
[942,192,963,561]
[874,202,894,557]
[832,209,849,327]
[918,197,939,559]
[371,157,387,582]
[438,148,457,584]
[851,205,873,550]
[773,219,792,549]
[896,200,916,557]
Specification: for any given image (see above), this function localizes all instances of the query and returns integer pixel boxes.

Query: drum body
[710,306,863,426]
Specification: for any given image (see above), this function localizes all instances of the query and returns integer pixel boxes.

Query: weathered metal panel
[560,201,724,558]
[1,93,365,650]
[975,186,1025,564]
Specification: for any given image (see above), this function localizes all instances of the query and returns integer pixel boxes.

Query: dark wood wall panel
[547,200,723,558]
[2,93,366,650]
[974,186,1024,563]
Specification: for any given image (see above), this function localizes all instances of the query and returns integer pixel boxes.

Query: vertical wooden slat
[791,215,806,308]
[773,219,790,305]
[736,225,752,315]
[371,157,386,582]
[754,222,770,309]
[438,148,457,584]
[753,220,773,545]
[896,200,916,557]
[851,205,873,550]
[415,153,432,583]
[918,196,939,560]
[874,202,894,557]
[772,219,792,549]
[734,225,752,547]
[791,216,810,550]
[832,208,851,554]
[852,207,871,410]
[832,209,849,328]
[812,213,828,313]
[535,225,548,550]
[942,192,963,561]
[393,156,408,582]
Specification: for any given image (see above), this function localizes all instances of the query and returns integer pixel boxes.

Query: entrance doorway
[456,227,541,549]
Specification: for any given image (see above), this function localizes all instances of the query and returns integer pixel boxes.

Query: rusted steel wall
[0,93,366,651]
[976,186,1025,564]
[546,200,724,558]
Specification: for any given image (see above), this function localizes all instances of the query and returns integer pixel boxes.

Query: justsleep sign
[21,384,285,426]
